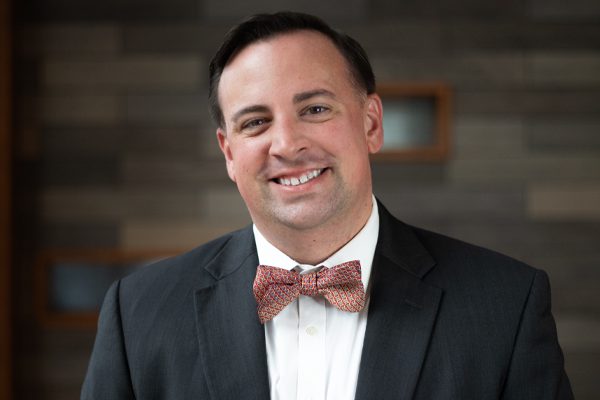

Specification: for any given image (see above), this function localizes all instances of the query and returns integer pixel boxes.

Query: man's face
[217,30,383,236]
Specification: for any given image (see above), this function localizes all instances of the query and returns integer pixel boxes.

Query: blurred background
[1,0,600,398]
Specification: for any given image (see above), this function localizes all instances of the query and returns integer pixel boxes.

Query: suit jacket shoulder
[121,225,254,293]
[410,224,537,296]
[82,225,261,400]
[357,202,573,399]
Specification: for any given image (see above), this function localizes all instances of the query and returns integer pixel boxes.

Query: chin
[268,204,339,232]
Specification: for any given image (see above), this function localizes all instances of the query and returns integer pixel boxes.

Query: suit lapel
[194,227,270,400]
[355,203,443,400]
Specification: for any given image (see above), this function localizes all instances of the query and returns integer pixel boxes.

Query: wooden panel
[0,0,13,397]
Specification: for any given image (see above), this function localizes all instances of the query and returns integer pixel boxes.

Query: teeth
[277,169,323,186]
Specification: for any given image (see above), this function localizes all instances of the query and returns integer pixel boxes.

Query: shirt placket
[296,294,326,400]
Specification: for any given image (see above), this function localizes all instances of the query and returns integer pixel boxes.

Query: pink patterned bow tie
[253,260,365,324]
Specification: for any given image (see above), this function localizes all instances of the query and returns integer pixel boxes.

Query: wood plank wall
[0,0,13,397]
[11,1,600,398]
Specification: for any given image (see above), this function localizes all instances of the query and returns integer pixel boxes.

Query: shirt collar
[253,195,379,292]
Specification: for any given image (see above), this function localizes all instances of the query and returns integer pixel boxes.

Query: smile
[276,168,324,186]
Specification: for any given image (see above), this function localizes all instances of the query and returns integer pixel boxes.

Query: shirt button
[305,326,318,336]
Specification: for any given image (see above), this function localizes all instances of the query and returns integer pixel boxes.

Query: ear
[364,93,384,154]
[217,128,236,182]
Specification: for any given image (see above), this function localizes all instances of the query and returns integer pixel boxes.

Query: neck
[256,199,373,265]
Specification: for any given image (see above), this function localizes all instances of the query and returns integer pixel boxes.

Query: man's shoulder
[405,223,539,295]
[119,225,255,297]
[378,201,536,279]
[412,225,532,271]
[378,202,539,297]
[380,215,544,326]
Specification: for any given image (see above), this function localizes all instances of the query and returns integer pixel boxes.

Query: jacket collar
[194,226,270,400]
[355,201,442,400]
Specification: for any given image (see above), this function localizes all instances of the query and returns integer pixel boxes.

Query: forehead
[218,31,354,111]
[226,29,347,74]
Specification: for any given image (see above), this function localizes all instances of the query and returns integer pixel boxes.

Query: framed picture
[35,249,178,329]
[373,82,451,162]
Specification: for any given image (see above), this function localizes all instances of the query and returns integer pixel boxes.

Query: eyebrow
[293,89,336,104]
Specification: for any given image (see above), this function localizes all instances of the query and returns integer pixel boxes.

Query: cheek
[228,140,266,174]
[332,121,369,152]
[330,122,373,171]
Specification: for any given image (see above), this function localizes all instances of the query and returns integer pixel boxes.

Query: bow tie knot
[299,273,319,296]
[253,260,366,324]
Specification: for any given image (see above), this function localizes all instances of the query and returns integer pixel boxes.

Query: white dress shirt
[253,197,379,400]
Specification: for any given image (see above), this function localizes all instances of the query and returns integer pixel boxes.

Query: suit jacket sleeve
[81,280,136,400]
[501,270,573,399]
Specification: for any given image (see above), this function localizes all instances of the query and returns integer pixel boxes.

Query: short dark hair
[208,11,376,128]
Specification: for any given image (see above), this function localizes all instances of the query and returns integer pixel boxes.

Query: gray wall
[13,0,600,398]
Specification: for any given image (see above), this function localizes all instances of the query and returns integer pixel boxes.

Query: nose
[268,117,309,160]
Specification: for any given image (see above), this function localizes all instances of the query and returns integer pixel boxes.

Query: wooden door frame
[0,0,13,397]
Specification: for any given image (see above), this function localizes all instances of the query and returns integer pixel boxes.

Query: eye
[303,105,330,115]
[241,118,269,132]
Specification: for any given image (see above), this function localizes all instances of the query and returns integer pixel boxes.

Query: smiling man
[82,12,573,400]
[216,29,382,266]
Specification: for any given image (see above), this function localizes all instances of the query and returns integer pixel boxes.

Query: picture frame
[35,249,179,329]
[373,82,451,162]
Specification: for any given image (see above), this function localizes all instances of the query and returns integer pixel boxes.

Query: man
[82,12,573,400]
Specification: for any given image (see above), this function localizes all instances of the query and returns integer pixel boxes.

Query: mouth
[273,168,326,187]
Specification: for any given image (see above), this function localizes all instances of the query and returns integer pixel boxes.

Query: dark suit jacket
[81,202,573,399]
